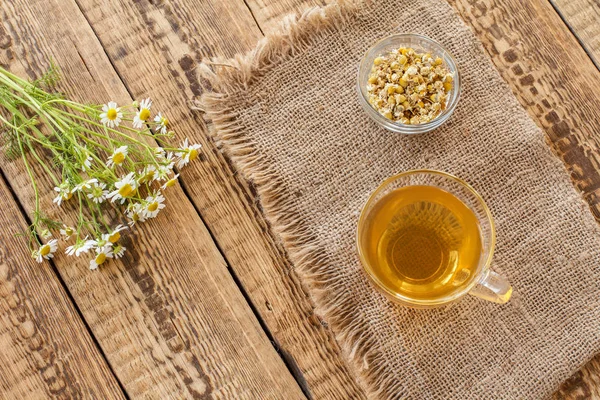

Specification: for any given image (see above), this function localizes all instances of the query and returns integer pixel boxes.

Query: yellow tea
[359,185,483,301]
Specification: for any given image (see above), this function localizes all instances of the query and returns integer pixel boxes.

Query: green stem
[0,114,62,151]
[95,202,111,232]
[24,138,59,185]
[76,191,85,234]
[15,128,41,246]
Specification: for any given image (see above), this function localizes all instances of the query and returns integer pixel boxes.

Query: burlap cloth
[199,0,600,398]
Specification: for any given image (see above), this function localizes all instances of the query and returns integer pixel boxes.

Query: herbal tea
[359,185,483,301]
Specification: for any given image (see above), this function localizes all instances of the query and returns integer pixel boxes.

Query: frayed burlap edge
[199,1,422,398]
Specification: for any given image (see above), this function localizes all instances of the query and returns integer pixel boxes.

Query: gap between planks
[243,0,266,36]
[547,0,600,71]
[68,0,313,397]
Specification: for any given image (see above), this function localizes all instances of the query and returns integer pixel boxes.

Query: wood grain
[71,0,366,398]
[244,0,327,33]
[0,178,125,399]
[551,0,600,68]
[0,0,304,398]
[245,0,600,397]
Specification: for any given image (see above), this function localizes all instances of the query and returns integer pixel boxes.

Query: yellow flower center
[40,245,51,256]
[143,170,155,182]
[139,108,151,121]
[189,148,198,162]
[147,201,159,212]
[107,108,118,120]
[91,187,103,198]
[108,232,121,243]
[161,117,169,126]
[132,213,140,222]
[112,152,125,165]
[65,227,74,236]
[62,191,73,200]
[118,183,135,198]
[166,179,176,187]
[95,253,107,265]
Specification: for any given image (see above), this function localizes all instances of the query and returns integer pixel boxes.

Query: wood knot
[511,64,524,76]
[19,320,36,338]
[503,49,518,63]
[551,120,570,140]
[179,54,203,98]
[167,335,185,353]
[188,378,208,397]
[545,111,560,124]
[519,74,534,86]
[0,29,12,50]
[265,300,273,311]
[0,281,10,299]
[179,54,196,72]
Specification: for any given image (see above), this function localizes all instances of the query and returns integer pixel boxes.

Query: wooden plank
[71,0,366,398]
[244,0,600,397]
[0,0,304,398]
[0,180,125,399]
[244,0,327,33]
[554,364,600,399]
[550,0,600,68]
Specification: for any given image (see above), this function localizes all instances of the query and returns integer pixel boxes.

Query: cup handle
[468,269,512,304]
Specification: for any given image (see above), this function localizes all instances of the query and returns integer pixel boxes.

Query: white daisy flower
[86,236,107,250]
[176,138,202,168]
[156,152,175,175]
[76,146,92,171]
[154,112,169,134]
[105,224,127,244]
[60,225,75,240]
[108,172,137,204]
[156,164,173,181]
[82,155,93,171]
[133,98,152,129]
[113,245,126,259]
[156,165,172,181]
[87,181,108,204]
[89,245,113,270]
[126,203,147,227]
[74,178,98,192]
[154,147,166,159]
[100,101,123,128]
[143,191,166,219]
[138,165,159,184]
[40,229,52,239]
[35,239,58,263]
[106,145,128,168]
[161,174,179,189]
[65,237,93,257]
[53,182,73,206]
[161,152,175,169]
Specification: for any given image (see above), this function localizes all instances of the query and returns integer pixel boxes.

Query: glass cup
[357,33,461,134]
[356,170,512,308]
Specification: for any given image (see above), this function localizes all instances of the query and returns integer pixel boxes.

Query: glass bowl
[357,33,461,135]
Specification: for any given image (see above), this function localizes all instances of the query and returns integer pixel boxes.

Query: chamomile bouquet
[0,64,201,270]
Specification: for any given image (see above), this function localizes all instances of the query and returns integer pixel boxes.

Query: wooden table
[1,0,600,398]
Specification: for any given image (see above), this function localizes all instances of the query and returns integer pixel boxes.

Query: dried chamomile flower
[366,47,454,124]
